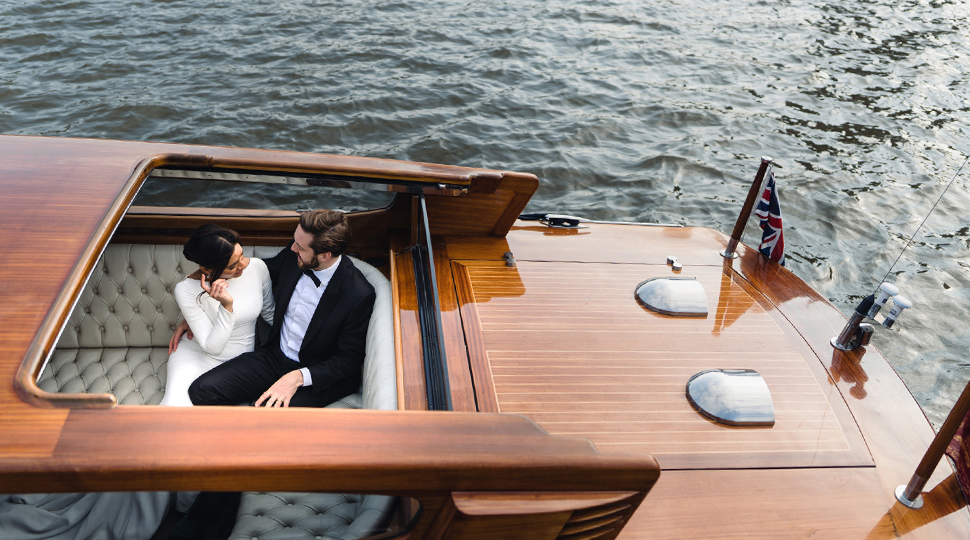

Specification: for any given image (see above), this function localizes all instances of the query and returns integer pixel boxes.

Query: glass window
[134,169,396,212]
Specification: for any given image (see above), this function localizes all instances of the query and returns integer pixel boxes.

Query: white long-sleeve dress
[160,257,275,407]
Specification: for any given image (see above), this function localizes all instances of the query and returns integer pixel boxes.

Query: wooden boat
[0,135,967,539]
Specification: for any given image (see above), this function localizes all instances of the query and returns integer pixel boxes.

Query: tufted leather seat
[40,245,397,410]
[230,249,399,540]
[40,242,399,539]
[230,492,395,540]
[39,244,205,403]
[39,245,286,404]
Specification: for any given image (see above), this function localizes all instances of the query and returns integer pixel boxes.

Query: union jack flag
[754,170,785,266]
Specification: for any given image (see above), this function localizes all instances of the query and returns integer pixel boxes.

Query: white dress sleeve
[254,258,275,326]
[173,279,235,356]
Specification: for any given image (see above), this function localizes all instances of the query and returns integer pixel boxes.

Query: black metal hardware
[409,194,452,411]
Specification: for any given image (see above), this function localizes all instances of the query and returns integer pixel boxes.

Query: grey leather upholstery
[39,245,280,403]
[41,347,170,405]
[38,244,199,403]
[39,244,398,411]
[40,243,399,539]
[230,250,399,540]
[230,493,395,540]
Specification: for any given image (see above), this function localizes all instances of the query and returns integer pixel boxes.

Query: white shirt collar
[308,255,341,288]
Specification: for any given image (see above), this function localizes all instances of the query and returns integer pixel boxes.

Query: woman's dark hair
[182,224,241,285]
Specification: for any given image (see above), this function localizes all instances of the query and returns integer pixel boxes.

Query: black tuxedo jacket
[263,245,376,407]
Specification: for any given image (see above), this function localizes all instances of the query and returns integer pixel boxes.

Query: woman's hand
[201,275,234,312]
[168,320,193,354]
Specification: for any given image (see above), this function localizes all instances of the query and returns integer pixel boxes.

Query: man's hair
[299,209,351,257]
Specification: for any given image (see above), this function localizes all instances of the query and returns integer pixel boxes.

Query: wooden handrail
[722,157,773,259]
[0,408,660,539]
[897,376,970,507]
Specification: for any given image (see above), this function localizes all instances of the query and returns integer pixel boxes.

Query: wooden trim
[427,493,572,540]
[201,154,487,186]
[426,173,539,238]
[426,491,645,540]
[425,494,459,540]
[490,173,540,237]
[14,153,213,409]
[452,261,499,413]
[1,408,661,493]
[451,491,639,516]
[392,234,429,411]
[433,239,476,412]
[391,238,408,412]
[126,206,300,218]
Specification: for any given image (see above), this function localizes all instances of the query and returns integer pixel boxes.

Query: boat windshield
[136,169,397,212]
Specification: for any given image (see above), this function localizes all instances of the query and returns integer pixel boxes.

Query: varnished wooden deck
[411,224,970,539]
[455,260,870,469]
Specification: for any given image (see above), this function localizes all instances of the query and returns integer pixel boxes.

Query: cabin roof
[1,136,644,500]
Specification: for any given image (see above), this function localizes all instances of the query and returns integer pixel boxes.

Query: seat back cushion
[230,492,395,540]
[42,245,397,411]
[348,257,397,412]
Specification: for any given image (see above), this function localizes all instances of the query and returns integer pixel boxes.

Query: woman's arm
[173,280,235,356]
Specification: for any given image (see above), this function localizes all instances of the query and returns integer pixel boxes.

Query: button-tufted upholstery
[39,244,284,404]
[230,251,399,540]
[40,242,399,539]
[230,492,395,540]
[39,244,397,411]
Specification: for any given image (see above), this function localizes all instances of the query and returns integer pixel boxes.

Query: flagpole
[896,377,970,508]
[722,156,773,259]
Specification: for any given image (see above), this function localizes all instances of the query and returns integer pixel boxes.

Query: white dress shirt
[280,255,341,386]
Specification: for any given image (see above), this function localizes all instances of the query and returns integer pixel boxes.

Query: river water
[3,0,970,426]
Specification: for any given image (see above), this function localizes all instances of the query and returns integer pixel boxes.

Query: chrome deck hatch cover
[635,277,708,316]
[686,369,775,426]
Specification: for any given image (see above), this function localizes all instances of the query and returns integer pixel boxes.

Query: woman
[161,224,275,406]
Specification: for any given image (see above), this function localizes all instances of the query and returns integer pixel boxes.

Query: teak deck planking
[427,224,970,539]
[455,260,871,469]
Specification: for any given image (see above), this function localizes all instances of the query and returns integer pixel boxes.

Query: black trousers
[184,346,318,538]
[188,345,319,407]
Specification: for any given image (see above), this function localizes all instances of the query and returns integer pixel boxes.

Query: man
[184,209,376,409]
[170,210,375,540]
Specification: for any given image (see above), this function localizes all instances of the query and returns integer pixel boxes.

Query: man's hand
[255,370,304,407]
[168,320,194,354]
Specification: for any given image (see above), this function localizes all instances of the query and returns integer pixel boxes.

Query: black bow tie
[303,268,321,287]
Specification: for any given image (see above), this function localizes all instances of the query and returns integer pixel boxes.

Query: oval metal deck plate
[635,277,708,316]
[686,369,775,426]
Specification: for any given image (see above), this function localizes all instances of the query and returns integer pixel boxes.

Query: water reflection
[712,262,755,335]
[830,348,870,400]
